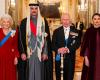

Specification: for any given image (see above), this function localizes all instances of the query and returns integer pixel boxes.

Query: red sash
[30,20,36,37]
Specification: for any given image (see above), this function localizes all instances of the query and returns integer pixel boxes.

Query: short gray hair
[0,14,13,26]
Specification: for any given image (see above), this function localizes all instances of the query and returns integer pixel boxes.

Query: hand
[30,49,32,55]
[41,54,48,61]
[14,57,18,65]
[85,56,89,67]
[58,47,69,54]
[21,53,27,61]
[64,47,70,54]
[58,47,65,54]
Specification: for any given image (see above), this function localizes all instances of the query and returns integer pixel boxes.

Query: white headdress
[26,0,45,61]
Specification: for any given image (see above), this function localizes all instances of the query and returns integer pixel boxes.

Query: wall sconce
[11,0,15,7]
[78,0,88,11]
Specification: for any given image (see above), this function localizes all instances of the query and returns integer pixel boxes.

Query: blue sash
[0,31,12,47]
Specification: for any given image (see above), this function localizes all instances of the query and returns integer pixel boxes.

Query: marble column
[16,0,25,25]
[99,0,100,13]
[22,0,29,18]
[69,0,77,23]
[17,0,29,20]
[60,0,69,13]
[0,0,5,17]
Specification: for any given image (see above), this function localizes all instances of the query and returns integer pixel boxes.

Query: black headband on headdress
[29,3,39,6]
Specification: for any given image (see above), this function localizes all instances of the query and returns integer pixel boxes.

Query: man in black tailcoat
[52,13,81,80]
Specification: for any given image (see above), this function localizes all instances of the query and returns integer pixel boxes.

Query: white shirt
[63,26,70,40]
[57,26,70,54]
[63,26,70,53]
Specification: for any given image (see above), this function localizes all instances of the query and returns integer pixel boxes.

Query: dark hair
[92,13,100,19]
